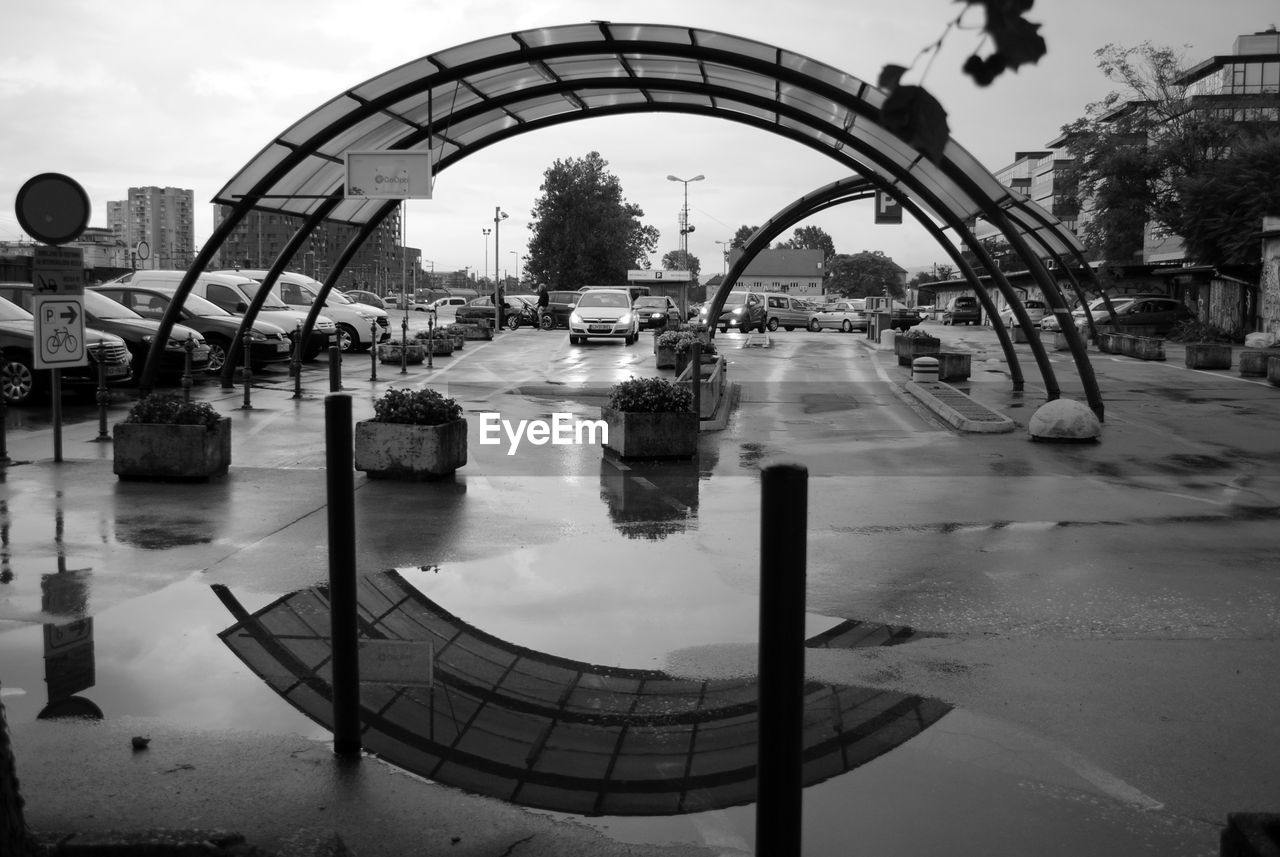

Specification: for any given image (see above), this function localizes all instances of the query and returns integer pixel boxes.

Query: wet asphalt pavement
[2,319,1278,856]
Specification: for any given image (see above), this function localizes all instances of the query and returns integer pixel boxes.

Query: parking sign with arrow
[33,294,87,369]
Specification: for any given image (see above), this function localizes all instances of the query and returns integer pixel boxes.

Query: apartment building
[106,186,195,270]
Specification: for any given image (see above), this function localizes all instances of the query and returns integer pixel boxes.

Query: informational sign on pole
[32,245,85,295]
[33,294,87,370]
[874,189,903,224]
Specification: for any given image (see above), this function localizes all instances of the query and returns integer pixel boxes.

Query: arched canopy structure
[141,21,1098,416]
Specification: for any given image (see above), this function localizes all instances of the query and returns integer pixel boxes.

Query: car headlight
[569,310,583,325]
[619,312,633,326]
[248,330,268,341]
[731,307,745,316]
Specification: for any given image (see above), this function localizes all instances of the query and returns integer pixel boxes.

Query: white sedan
[808,300,868,332]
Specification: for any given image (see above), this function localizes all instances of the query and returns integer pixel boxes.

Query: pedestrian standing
[535,284,550,330]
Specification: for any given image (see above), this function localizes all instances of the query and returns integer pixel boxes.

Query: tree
[731,225,759,249]
[828,251,905,299]
[777,225,836,270]
[1173,131,1280,265]
[661,249,701,283]
[524,152,659,288]
[1059,42,1238,264]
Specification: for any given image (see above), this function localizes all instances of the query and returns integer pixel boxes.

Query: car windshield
[302,284,352,305]
[723,293,747,306]
[85,290,143,319]
[578,291,630,308]
[634,298,667,308]
[0,295,32,321]
[171,292,234,317]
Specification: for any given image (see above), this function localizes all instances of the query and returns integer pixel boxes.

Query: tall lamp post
[715,239,732,277]
[509,250,521,288]
[667,174,704,270]
[493,207,508,330]
[481,228,491,286]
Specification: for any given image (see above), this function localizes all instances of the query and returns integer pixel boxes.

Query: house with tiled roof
[728,248,826,296]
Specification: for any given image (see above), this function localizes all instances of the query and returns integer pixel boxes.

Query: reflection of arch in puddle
[599,457,701,541]
[216,571,950,816]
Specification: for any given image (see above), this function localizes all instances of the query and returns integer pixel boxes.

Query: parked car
[1098,297,1197,335]
[763,294,814,331]
[633,295,683,330]
[543,290,581,330]
[1002,299,1047,328]
[421,295,469,319]
[222,270,389,353]
[887,300,923,331]
[342,289,387,310]
[107,270,337,360]
[701,291,767,333]
[455,295,529,327]
[568,288,639,345]
[90,284,294,372]
[0,283,209,380]
[808,299,868,332]
[942,295,982,326]
[0,293,133,405]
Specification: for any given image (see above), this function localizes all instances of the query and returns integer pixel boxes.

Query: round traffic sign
[15,173,91,245]
[135,240,150,260]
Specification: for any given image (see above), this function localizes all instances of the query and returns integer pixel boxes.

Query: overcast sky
[3,1,1276,278]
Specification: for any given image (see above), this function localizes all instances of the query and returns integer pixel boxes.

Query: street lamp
[714,239,732,277]
[509,250,521,287]
[481,228,491,285]
[494,207,508,330]
[667,174,704,270]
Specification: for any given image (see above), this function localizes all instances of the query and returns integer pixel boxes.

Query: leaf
[878,64,908,90]
[976,0,1047,69]
[880,85,950,164]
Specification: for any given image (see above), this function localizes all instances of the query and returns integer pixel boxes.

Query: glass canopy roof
[213,21,1074,252]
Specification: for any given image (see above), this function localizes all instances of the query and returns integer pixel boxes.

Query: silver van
[222,270,389,353]
[764,294,815,331]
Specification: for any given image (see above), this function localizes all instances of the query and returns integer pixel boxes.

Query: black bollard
[399,314,408,375]
[240,334,253,410]
[0,353,9,466]
[369,319,378,382]
[755,463,808,857]
[690,341,701,420]
[181,335,194,404]
[324,393,361,758]
[291,323,303,400]
[94,342,110,442]
[329,345,342,392]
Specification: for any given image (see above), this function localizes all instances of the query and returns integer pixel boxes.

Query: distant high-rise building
[106,187,196,270]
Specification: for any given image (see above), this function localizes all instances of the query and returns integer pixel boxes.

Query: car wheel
[1,353,39,405]
[720,326,728,334]
[808,319,821,332]
[841,319,853,333]
[757,320,767,333]
[767,318,779,332]
[204,336,230,372]
[540,315,554,331]
[337,324,359,353]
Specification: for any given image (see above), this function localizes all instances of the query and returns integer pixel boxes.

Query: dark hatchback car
[632,295,684,330]
[91,285,293,372]
[0,283,210,381]
[542,290,581,330]
[455,295,530,327]
[943,295,982,326]
[0,293,133,405]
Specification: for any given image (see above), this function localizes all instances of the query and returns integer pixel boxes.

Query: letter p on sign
[874,190,903,225]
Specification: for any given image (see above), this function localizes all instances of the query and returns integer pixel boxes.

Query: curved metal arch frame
[139,24,1093,409]
[711,176,1033,392]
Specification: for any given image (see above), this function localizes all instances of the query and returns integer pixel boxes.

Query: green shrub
[1165,320,1238,343]
[608,376,693,413]
[123,394,222,430]
[413,328,452,340]
[655,330,690,350]
[372,387,463,425]
[674,336,716,356]
[902,328,940,340]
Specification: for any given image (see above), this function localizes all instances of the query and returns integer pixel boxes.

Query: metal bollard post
[755,463,808,857]
[324,393,361,758]
[369,319,378,382]
[329,345,342,392]
[426,308,436,370]
[181,334,195,404]
[240,335,253,410]
[290,323,303,400]
[690,341,701,419]
[399,314,409,375]
[94,343,110,442]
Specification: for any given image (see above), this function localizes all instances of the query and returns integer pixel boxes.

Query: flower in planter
[372,387,463,425]
[413,328,452,341]
[673,336,716,357]
[1166,320,1237,344]
[655,330,689,351]
[608,376,693,413]
[901,328,940,340]
[124,394,222,430]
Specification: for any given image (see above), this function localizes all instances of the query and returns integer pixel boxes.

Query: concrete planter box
[677,354,727,419]
[1097,331,1126,354]
[1239,349,1279,377]
[601,406,697,460]
[354,418,468,479]
[378,342,426,364]
[1184,342,1232,370]
[415,337,455,355]
[1012,325,1030,344]
[1046,331,1073,352]
[1268,356,1280,387]
[458,323,493,341]
[935,351,972,381]
[1123,335,1165,361]
[656,344,677,370]
[675,348,717,378]
[113,417,231,481]
[895,336,941,366]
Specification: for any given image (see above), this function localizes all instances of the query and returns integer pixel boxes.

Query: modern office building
[106,187,196,270]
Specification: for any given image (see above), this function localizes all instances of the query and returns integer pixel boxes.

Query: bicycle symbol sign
[33,294,87,369]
